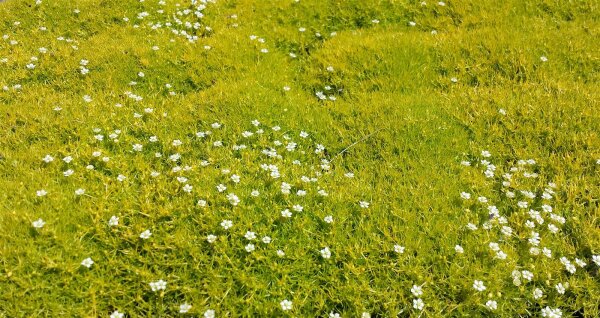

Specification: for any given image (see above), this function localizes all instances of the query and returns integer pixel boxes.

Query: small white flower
[394,245,405,254]
[81,257,94,268]
[140,229,152,239]
[75,188,85,196]
[204,309,215,318]
[359,201,370,208]
[149,279,167,292]
[179,303,192,313]
[110,311,124,318]
[262,236,271,244]
[221,220,233,230]
[108,216,119,227]
[207,234,217,243]
[32,218,45,229]
[485,300,497,311]
[455,245,464,253]
[324,215,333,223]
[533,288,543,299]
[413,298,424,310]
[320,247,331,259]
[280,299,293,311]
[245,244,255,252]
[473,280,486,292]
[555,283,565,294]
[540,56,548,62]
[411,285,423,297]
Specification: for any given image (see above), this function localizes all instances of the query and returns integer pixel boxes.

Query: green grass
[1,0,599,317]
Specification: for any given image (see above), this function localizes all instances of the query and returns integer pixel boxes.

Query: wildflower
[140,230,152,239]
[42,154,54,163]
[108,216,119,226]
[324,215,333,223]
[245,244,255,252]
[329,312,340,318]
[183,184,193,193]
[32,218,45,229]
[413,298,424,310]
[485,300,497,311]
[75,188,85,196]
[541,306,562,318]
[394,245,405,254]
[132,144,143,151]
[533,288,543,299]
[244,231,256,240]
[179,303,192,313]
[204,309,215,318]
[359,201,370,208]
[220,220,233,230]
[320,247,331,259]
[280,299,292,311]
[149,279,167,291]
[411,285,423,297]
[262,236,271,244]
[281,209,292,218]
[455,245,464,253]
[460,192,471,200]
[555,283,565,294]
[207,234,217,243]
[226,193,240,206]
[473,280,486,292]
[540,56,548,62]
[81,257,94,268]
[110,311,124,318]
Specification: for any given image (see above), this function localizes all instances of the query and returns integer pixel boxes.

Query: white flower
[42,154,54,163]
[207,234,217,243]
[244,244,255,253]
[81,257,94,268]
[324,215,333,223]
[221,220,233,230]
[280,299,292,311]
[110,311,124,318]
[540,56,548,62]
[216,184,227,192]
[460,192,471,200]
[593,255,600,266]
[108,216,119,227]
[75,188,85,196]
[329,312,340,318]
[320,247,331,259]
[140,229,152,239]
[32,218,45,229]
[36,189,48,197]
[179,303,192,313]
[197,199,207,207]
[473,280,486,292]
[262,236,271,244]
[204,309,215,318]
[454,245,464,253]
[244,231,256,240]
[485,300,497,311]
[359,201,370,208]
[132,144,143,151]
[281,209,292,218]
[117,174,126,182]
[533,288,543,299]
[394,245,405,254]
[277,250,285,257]
[183,184,193,193]
[361,313,371,318]
[226,193,240,206]
[541,306,562,318]
[555,283,565,294]
[411,285,423,297]
[149,279,167,291]
[251,190,260,197]
[413,298,424,310]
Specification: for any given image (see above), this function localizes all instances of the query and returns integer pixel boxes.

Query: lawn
[0,0,599,317]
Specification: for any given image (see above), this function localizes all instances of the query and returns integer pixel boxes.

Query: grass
[0,0,599,317]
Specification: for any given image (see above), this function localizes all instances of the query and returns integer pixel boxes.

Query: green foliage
[0,0,598,317]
